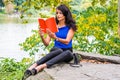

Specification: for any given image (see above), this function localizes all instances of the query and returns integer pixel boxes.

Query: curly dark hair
[55,4,77,31]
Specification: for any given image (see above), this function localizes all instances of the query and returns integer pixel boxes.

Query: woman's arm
[40,35,51,46]
[56,28,74,44]
[39,28,51,46]
[47,28,74,45]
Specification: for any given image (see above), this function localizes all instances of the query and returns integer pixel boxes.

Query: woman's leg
[25,47,62,71]
[28,63,38,70]
[22,47,63,80]
[35,63,47,72]
[30,48,63,73]
[36,47,63,65]
[29,50,73,73]
[45,50,73,68]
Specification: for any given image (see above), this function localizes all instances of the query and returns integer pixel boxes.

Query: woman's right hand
[39,27,44,37]
[39,27,51,46]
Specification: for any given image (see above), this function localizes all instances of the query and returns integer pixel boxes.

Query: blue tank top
[54,26,72,48]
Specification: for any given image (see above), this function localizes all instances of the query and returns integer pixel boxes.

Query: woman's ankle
[24,69,32,75]
[31,68,37,75]
[28,63,38,70]
[22,69,32,80]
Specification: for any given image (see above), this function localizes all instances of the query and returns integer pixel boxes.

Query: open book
[38,17,58,33]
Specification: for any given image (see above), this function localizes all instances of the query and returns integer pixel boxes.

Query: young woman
[22,4,77,80]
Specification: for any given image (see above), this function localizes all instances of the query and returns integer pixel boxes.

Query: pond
[0,14,40,61]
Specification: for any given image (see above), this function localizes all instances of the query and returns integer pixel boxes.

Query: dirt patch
[80,59,111,64]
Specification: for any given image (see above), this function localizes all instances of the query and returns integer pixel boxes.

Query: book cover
[38,17,58,33]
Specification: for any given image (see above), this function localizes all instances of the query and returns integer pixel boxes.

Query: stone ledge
[75,51,120,64]
[26,51,120,80]
[27,63,120,80]
[39,63,120,80]
[26,70,54,80]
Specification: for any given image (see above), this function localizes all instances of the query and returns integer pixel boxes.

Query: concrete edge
[74,51,120,64]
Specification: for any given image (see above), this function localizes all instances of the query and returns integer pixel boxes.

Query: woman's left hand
[46,29,57,39]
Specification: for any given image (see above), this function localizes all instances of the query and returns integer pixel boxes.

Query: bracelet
[56,37,59,41]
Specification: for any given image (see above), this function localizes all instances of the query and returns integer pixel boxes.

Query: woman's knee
[63,50,73,62]
[50,47,63,52]
[65,50,73,58]
[57,48,63,53]
[65,50,72,55]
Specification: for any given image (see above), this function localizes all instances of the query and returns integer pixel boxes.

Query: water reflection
[0,14,38,61]
[0,14,20,23]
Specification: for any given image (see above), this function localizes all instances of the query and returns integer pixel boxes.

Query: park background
[0,0,119,80]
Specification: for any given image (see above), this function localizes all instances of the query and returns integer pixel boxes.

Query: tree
[19,0,120,56]
[3,0,14,14]
[0,0,4,7]
[14,0,25,6]
[119,0,120,37]
[17,0,71,18]
[75,0,119,55]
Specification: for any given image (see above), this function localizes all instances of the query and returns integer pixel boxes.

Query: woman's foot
[22,68,38,80]
[31,68,37,75]
[22,70,32,80]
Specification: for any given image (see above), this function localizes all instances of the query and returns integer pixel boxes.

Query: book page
[45,17,58,33]
[38,18,47,33]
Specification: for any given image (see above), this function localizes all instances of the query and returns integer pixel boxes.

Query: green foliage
[19,29,44,56]
[19,0,120,56]
[73,0,120,55]
[92,0,107,6]
[0,58,31,80]
[19,29,54,56]
[3,0,14,5]
[17,0,71,19]
[0,0,4,7]
[0,9,6,14]
[14,0,26,6]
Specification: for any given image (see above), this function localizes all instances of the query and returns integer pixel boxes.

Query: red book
[38,17,58,33]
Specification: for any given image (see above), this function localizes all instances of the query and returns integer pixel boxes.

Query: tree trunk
[5,2,14,14]
[3,0,14,14]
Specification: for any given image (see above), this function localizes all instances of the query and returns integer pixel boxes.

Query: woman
[22,4,77,80]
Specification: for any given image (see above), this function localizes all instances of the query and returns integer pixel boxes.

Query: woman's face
[56,9,65,22]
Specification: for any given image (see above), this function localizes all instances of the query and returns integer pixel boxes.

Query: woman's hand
[46,29,57,39]
[38,28,51,46]
[39,27,44,37]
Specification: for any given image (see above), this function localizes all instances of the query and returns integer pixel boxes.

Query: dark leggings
[36,47,73,68]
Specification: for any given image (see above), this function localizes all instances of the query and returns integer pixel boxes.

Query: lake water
[0,14,41,61]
